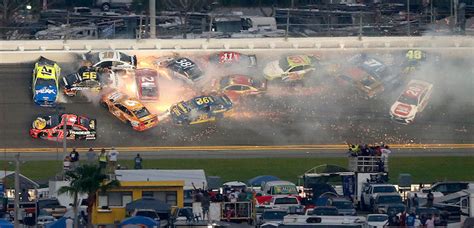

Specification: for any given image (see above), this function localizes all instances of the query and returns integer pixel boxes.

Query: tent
[125,198,170,213]
[0,219,13,228]
[44,217,66,228]
[119,216,159,228]
[247,175,280,187]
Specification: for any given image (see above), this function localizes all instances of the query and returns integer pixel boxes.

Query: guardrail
[1,36,473,63]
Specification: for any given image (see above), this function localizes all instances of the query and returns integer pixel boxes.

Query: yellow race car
[263,55,319,82]
[32,56,61,106]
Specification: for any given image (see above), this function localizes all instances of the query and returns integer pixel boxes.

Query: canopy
[247,175,280,187]
[119,216,159,228]
[44,217,66,228]
[125,197,170,213]
[0,219,14,228]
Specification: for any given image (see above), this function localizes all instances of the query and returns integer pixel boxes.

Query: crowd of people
[62,147,144,175]
[189,184,254,222]
[347,142,392,159]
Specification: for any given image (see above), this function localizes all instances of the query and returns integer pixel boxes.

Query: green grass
[1,156,473,185]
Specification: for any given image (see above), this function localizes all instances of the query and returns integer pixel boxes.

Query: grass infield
[1,156,473,185]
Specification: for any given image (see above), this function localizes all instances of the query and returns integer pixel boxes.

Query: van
[262,181,298,196]
[95,0,133,11]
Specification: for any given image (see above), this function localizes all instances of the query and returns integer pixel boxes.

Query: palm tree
[58,164,120,228]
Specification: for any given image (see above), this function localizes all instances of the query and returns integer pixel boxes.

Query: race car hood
[390,102,417,118]
[62,73,80,88]
[34,85,58,102]
[264,60,284,80]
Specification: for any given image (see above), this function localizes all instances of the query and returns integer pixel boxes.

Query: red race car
[208,51,257,68]
[30,114,97,140]
[212,74,266,101]
[135,68,159,101]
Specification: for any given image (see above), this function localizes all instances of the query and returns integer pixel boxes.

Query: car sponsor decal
[394,104,412,116]
[35,87,57,95]
[287,55,310,67]
[219,52,240,63]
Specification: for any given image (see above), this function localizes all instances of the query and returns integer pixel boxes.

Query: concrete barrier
[1,36,473,63]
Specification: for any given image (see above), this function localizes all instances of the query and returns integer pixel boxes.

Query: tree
[162,0,213,38]
[58,164,120,228]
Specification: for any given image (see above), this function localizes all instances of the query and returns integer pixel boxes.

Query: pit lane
[0,50,473,154]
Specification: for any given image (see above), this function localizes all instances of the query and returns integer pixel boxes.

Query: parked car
[360,183,398,210]
[366,214,388,228]
[372,193,403,214]
[307,206,339,216]
[37,198,67,218]
[256,209,287,227]
[328,198,356,216]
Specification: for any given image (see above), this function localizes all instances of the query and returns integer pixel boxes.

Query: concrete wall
[1,36,473,64]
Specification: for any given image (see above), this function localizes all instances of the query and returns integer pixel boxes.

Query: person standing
[108,147,119,174]
[134,154,143,169]
[201,191,210,221]
[425,215,435,228]
[381,145,391,161]
[69,148,79,169]
[98,149,108,171]
[406,212,416,228]
[412,193,419,209]
[86,148,96,164]
[426,190,434,208]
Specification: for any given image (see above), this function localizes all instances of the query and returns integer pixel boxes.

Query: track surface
[0,50,473,155]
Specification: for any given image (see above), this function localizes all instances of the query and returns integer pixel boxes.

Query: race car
[390,80,433,124]
[62,66,106,96]
[349,54,399,86]
[82,51,137,70]
[30,114,96,140]
[212,75,266,100]
[208,51,257,68]
[336,67,384,98]
[154,56,203,84]
[135,68,159,101]
[32,56,61,107]
[100,90,158,131]
[263,55,319,82]
[170,95,233,125]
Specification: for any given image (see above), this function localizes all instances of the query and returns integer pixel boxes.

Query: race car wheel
[38,132,47,139]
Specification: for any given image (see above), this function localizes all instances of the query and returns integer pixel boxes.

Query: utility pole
[149,0,156,38]
[63,115,67,157]
[407,0,411,36]
[285,0,294,40]
[14,154,20,228]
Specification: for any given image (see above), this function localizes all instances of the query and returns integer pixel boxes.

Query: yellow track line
[2,144,474,153]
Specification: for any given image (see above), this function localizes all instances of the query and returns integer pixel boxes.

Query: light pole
[285,0,294,40]
[149,0,156,38]
[14,154,20,228]
[407,0,410,36]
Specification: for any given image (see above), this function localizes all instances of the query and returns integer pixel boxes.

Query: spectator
[201,191,210,221]
[98,149,107,171]
[134,154,143,169]
[400,210,407,227]
[426,190,434,208]
[69,148,79,169]
[107,147,119,173]
[425,214,435,228]
[238,189,247,201]
[412,193,419,208]
[377,158,384,172]
[406,212,416,228]
[381,145,391,161]
[20,189,30,202]
[63,156,71,172]
[80,211,88,226]
[86,148,96,164]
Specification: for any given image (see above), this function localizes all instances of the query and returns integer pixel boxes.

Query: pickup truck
[372,193,403,214]
[360,183,397,210]
[262,196,303,214]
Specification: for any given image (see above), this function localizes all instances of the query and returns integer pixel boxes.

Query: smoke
[58,48,473,146]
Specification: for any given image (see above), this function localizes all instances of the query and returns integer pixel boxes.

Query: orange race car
[100,90,158,131]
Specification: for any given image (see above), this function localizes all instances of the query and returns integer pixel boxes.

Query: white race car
[82,51,137,70]
[390,80,433,124]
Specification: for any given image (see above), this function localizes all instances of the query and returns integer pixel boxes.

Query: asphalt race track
[0,50,473,158]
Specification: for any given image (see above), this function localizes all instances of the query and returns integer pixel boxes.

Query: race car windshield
[133,107,151,119]
[251,78,262,88]
[279,57,291,70]
[185,66,202,80]
[142,87,157,97]
[36,78,55,87]
[119,53,132,63]
[399,94,418,105]
[79,117,90,126]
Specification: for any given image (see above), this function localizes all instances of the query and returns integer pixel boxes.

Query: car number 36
[195,97,214,105]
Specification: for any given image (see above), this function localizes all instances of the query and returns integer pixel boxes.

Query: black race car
[154,56,203,84]
[62,66,110,96]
